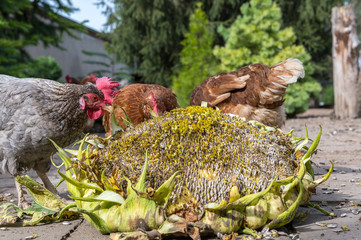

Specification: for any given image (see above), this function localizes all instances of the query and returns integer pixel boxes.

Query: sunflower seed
[333,229,343,233]
[327,223,338,228]
[340,213,347,217]
[24,236,35,240]
[264,236,274,240]
[290,234,300,240]
[351,209,360,215]
[315,222,326,227]
[323,190,333,194]
[261,227,270,235]
[277,231,288,236]
[62,221,71,225]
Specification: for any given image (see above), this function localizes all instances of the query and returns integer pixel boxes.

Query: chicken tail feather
[259,58,304,106]
[271,58,305,85]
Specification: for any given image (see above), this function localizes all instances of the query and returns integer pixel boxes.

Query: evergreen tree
[172,4,217,107]
[213,0,321,115]
[0,0,84,77]
[108,0,247,87]
[109,0,188,87]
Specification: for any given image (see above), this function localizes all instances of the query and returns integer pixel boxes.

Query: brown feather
[190,59,304,128]
[103,84,179,136]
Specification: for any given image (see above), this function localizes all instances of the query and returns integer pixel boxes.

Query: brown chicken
[190,58,304,128]
[103,84,179,136]
[65,73,97,85]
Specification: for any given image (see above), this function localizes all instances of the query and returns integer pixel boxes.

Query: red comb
[150,92,159,114]
[65,74,71,83]
[88,73,97,84]
[96,76,120,104]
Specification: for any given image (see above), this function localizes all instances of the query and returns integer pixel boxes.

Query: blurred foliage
[105,0,246,87]
[105,0,188,87]
[23,56,62,80]
[100,0,343,113]
[172,3,218,107]
[284,81,322,116]
[0,0,85,77]
[319,85,334,106]
[213,0,321,115]
[355,1,361,40]
[82,50,133,82]
[276,0,343,82]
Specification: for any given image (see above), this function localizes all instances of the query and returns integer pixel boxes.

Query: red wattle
[87,109,104,119]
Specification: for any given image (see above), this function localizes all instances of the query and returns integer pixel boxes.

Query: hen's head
[144,91,166,118]
[79,76,120,119]
[80,73,97,85]
[66,74,79,84]
[79,93,105,119]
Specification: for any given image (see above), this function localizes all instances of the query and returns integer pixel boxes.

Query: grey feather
[0,75,102,175]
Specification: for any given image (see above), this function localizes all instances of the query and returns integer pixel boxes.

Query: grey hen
[0,75,118,208]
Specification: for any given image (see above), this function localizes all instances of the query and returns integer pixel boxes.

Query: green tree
[213,0,321,115]
[107,0,247,87]
[23,56,62,80]
[172,4,217,107]
[109,0,188,87]
[0,0,84,77]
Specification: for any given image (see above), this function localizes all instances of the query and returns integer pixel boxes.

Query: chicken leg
[36,169,59,195]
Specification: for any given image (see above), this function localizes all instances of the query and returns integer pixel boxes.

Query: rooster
[0,75,119,209]
[190,59,304,128]
[102,84,179,136]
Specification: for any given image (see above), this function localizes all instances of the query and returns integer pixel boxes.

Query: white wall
[25,30,128,82]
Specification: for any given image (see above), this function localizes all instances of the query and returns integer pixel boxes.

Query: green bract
[25,107,333,238]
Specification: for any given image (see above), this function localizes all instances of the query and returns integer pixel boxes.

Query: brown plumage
[103,84,179,136]
[65,74,97,85]
[190,59,305,128]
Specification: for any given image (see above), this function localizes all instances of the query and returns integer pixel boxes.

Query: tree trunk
[332,4,360,119]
